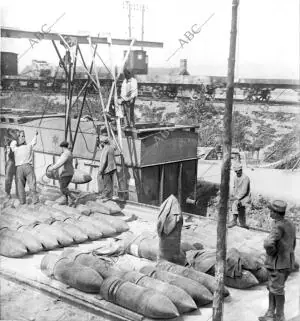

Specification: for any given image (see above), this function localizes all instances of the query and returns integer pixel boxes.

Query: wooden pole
[212,1,239,321]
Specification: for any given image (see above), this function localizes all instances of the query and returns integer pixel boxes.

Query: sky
[1,0,299,79]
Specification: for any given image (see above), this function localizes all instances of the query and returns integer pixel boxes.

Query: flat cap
[233,162,242,171]
[268,200,287,213]
[100,136,109,143]
[60,141,69,148]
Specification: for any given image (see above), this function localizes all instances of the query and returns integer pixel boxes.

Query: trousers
[267,269,290,295]
[97,170,115,199]
[59,175,73,197]
[123,100,135,127]
[16,163,37,204]
[5,159,17,196]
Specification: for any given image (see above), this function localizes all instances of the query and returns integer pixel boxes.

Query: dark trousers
[16,163,37,204]
[97,170,115,199]
[123,99,135,127]
[59,175,73,197]
[5,159,17,196]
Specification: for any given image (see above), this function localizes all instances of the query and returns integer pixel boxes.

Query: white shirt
[120,77,138,102]
[12,136,37,166]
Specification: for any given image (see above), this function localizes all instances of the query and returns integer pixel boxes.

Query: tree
[232,111,252,149]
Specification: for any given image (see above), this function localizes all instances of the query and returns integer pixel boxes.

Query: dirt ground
[0,278,107,321]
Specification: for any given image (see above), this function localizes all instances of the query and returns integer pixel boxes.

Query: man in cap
[12,130,39,205]
[259,200,296,321]
[97,136,117,200]
[48,141,75,205]
[228,163,251,228]
[119,68,138,127]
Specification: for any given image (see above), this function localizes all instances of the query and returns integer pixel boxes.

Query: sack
[225,270,259,289]
[186,249,216,274]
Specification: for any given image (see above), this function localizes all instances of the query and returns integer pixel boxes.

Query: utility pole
[123,1,147,41]
[141,4,145,49]
[128,3,132,38]
[212,1,239,321]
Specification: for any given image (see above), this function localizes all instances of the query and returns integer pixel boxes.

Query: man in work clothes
[48,141,75,205]
[228,163,251,228]
[12,130,39,205]
[119,68,138,127]
[259,200,296,321]
[4,138,18,199]
[97,137,116,200]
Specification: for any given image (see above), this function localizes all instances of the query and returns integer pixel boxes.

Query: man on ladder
[119,68,138,128]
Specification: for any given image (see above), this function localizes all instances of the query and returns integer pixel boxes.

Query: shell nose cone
[176,294,197,313]
[147,293,180,319]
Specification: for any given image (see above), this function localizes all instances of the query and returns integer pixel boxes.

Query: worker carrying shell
[259,200,296,321]
[228,163,251,229]
[97,137,116,200]
[4,137,18,199]
[11,130,39,205]
[48,141,76,205]
[119,68,138,128]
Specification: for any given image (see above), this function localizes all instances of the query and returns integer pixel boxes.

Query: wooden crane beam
[1,27,163,48]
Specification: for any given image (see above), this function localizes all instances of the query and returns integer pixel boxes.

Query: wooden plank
[1,27,163,48]
[0,268,143,321]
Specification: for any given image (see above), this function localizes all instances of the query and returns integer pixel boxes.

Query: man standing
[259,200,296,321]
[12,130,38,205]
[48,141,75,205]
[97,137,116,200]
[4,138,18,199]
[119,68,138,127]
[228,163,251,228]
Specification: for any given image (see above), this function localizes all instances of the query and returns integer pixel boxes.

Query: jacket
[233,173,251,206]
[264,217,296,270]
[52,149,74,177]
[99,144,116,175]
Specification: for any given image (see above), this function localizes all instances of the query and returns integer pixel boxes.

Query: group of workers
[4,67,136,204]
[228,161,296,321]
[3,68,297,321]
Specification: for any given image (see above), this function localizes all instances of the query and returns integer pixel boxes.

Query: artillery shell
[19,225,59,250]
[0,228,43,254]
[0,234,28,257]
[64,218,103,240]
[157,260,230,296]
[62,249,120,278]
[90,213,129,233]
[77,216,116,237]
[100,276,179,319]
[41,253,103,293]
[120,270,197,314]
[140,266,213,306]
[52,221,88,243]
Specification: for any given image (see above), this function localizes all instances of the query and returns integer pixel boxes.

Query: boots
[32,193,39,205]
[238,207,249,229]
[68,193,77,206]
[258,292,276,321]
[275,295,285,321]
[228,214,238,228]
[57,195,68,205]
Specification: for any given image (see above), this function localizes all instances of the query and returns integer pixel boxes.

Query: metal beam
[1,27,163,48]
